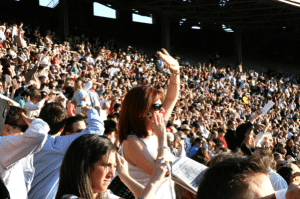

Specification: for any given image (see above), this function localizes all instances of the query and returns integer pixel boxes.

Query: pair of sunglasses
[151,104,163,111]
[9,124,29,132]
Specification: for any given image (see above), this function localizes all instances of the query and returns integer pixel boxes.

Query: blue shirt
[188,145,200,158]
[28,108,104,199]
[157,59,164,70]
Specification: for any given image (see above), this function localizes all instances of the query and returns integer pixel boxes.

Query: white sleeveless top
[120,135,176,199]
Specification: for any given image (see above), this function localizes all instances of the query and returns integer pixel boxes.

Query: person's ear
[1,124,10,136]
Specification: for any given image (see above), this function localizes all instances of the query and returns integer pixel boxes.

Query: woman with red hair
[118,49,181,199]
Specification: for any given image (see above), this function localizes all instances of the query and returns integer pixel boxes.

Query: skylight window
[132,13,153,24]
[93,2,116,19]
[192,26,201,29]
[222,24,234,32]
[39,0,59,8]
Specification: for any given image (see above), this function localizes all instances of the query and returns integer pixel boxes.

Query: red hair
[117,86,164,144]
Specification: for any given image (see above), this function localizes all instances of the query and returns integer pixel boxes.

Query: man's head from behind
[39,102,67,135]
[2,106,28,136]
[30,89,42,104]
[197,156,274,199]
[61,114,86,136]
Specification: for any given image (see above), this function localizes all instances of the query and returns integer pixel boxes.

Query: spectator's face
[218,131,225,138]
[244,131,254,147]
[71,120,86,135]
[90,152,116,193]
[212,132,218,139]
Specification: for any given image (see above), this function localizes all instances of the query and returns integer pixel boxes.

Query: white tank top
[120,135,175,199]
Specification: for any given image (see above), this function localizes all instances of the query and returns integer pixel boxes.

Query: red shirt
[218,137,228,148]
[109,107,114,115]
[53,57,61,65]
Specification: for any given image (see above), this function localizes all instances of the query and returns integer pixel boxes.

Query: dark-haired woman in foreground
[55,134,169,199]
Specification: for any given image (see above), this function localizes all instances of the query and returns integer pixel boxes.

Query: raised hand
[147,112,166,139]
[157,49,179,73]
[150,157,169,184]
[116,153,129,177]
[21,113,34,126]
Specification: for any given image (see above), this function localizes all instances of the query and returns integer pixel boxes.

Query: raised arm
[157,49,180,121]
[52,107,104,154]
[0,118,49,169]
[24,99,45,112]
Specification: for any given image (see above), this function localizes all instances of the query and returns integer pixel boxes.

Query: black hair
[61,115,86,136]
[277,167,293,185]
[104,120,117,136]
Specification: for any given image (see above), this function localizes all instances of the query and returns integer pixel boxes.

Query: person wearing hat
[180,124,192,155]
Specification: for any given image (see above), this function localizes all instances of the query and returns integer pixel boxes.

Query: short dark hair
[21,90,31,97]
[114,103,121,110]
[61,115,86,136]
[227,120,233,127]
[5,106,27,125]
[197,156,268,199]
[39,102,67,135]
[107,114,117,120]
[277,167,293,185]
[104,120,117,136]
[194,137,201,144]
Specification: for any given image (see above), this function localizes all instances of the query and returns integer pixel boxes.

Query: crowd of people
[0,20,300,199]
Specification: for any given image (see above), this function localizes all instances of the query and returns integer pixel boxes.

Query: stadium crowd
[0,20,300,199]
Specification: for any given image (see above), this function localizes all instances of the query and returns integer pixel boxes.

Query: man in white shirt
[0,104,49,199]
[24,89,46,118]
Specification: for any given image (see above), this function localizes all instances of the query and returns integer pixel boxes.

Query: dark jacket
[225,122,253,156]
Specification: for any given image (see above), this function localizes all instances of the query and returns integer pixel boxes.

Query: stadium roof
[93,0,300,35]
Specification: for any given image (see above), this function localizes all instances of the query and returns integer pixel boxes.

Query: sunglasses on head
[151,104,163,111]
[9,124,29,132]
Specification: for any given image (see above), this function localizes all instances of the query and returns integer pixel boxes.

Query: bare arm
[123,112,168,175]
[157,49,180,121]
[117,155,168,199]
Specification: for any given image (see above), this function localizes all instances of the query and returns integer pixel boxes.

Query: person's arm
[123,112,168,175]
[235,110,261,148]
[25,63,38,84]
[255,119,270,146]
[0,118,49,169]
[157,49,180,121]
[24,99,45,111]
[117,155,168,199]
[83,80,92,91]
[0,93,19,107]
[51,107,104,154]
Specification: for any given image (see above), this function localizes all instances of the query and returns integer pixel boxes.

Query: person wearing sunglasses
[117,49,181,199]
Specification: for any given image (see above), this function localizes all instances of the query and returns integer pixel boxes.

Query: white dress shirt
[24,99,45,118]
[0,119,49,199]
